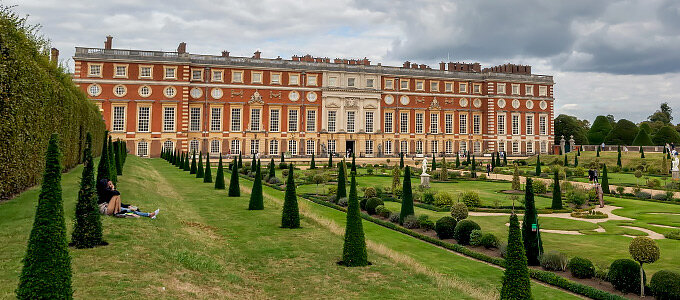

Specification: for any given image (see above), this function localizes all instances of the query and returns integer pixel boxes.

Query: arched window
[137,141,148,157]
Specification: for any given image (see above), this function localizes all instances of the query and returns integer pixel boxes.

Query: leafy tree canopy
[587,115,613,145]
[554,114,589,144]
[604,119,638,145]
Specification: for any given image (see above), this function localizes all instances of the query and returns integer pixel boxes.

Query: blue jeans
[121,207,150,217]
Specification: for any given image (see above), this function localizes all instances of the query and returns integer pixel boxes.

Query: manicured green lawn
[567,172,672,187]
[0,157,578,299]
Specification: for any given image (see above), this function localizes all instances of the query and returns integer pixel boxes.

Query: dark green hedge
[0,8,105,199]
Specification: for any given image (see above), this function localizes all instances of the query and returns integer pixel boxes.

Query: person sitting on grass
[97,179,159,219]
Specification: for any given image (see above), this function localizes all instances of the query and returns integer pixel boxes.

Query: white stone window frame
[210,107,222,132]
[189,140,200,154]
[137,105,151,133]
[163,106,176,132]
[163,86,177,98]
[189,106,202,132]
[87,83,102,97]
[473,83,482,94]
[512,84,520,95]
[430,81,439,92]
[269,139,279,155]
[210,140,221,154]
[231,70,244,83]
[473,114,481,135]
[400,79,410,90]
[400,112,409,133]
[269,109,280,132]
[539,86,548,97]
[138,65,153,79]
[459,82,468,93]
[415,79,425,91]
[88,63,103,78]
[307,74,318,86]
[136,141,149,157]
[163,66,178,80]
[444,81,454,92]
[210,69,224,82]
[306,140,315,155]
[445,114,453,134]
[138,85,152,98]
[384,140,393,155]
[365,111,374,133]
[525,84,534,96]
[384,78,394,90]
[113,84,127,97]
[347,77,356,87]
[231,139,241,154]
[111,105,126,132]
[250,139,259,154]
[288,109,299,132]
[250,108,261,131]
[191,68,204,81]
[384,112,394,133]
[288,73,300,86]
[366,77,375,89]
[230,108,242,132]
[163,140,174,152]
[270,72,282,85]
[497,83,506,94]
[251,71,263,84]
[327,110,337,133]
[430,113,439,134]
[459,113,468,135]
[306,109,316,132]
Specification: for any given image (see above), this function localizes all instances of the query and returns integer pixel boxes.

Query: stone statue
[422,158,428,175]
[672,155,679,172]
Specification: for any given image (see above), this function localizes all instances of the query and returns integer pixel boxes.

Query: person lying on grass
[97,179,159,219]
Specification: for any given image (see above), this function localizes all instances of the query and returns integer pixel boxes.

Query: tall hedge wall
[0,8,105,199]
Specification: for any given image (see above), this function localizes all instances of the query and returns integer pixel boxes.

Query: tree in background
[601,164,610,194]
[16,134,72,299]
[391,165,401,192]
[214,155,225,190]
[183,151,190,171]
[196,152,204,178]
[281,164,300,228]
[491,152,496,169]
[190,150,197,174]
[500,214,532,300]
[341,173,369,267]
[564,154,568,167]
[96,131,111,183]
[604,119,639,145]
[652,125,680,145]
[554,114,589,145]
[203,155,212,183]
[629,237,660,297]
[587,115,613,145]
[71,133,104,249]
[512,164,521,190]
[535,155,541,176]
[248,160,264,210]
[228,159,240,197]
[522,178,543,266]
[596,145,600,157]
[551,170,562,210]
[648,102,673,124]
[641,147,646,159]
[632,129,654,146]
[503,154,508,166]
[336,159,347,201]
[470,155,476,178]
[399,166,414,224]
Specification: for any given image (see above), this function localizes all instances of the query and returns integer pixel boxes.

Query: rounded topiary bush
[453,219,481,245]
[389,212,400,223]
[422,192,435,204]
[403,215,419,229]
[650,270,680,300]
[460,191,481,207]
[434,191,454,207]
[450,202,468,221]
[480,233,499,249]
[435,216,457,239]
[418,215,435,231]
[359,198,368,211]
[609,259,642,294]
[539,251,568,271]
[567,256,595,278]
[469,229,483,246]
[364,187,377,198]
[365,197,384,215]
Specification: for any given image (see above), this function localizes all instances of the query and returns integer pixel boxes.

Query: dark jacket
[97,179,120,204]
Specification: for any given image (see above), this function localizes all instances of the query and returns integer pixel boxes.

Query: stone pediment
[326,102,341,108]
[364,104,378,109]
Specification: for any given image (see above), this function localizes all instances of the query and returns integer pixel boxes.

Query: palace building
[72,36,555,159]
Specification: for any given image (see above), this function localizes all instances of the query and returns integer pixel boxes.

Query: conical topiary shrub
[574,155,579,167]
[113,141,122,176]
[183,151,190,171]
[107,137,117,185]
[310,153,316,169]
[522,178,543,266]
[96,131,111,183]
[268,158,276,180]
[228,159,240,197]
[214,155,225,189]
[190,151,197,174]
[496,152,501,167]
[340,173,369,267]
[351,152,357,174]
[455,153,460,168]
[551,170,562,210]
[500,214,532,299]
[203,155,212,183]
[336,159,347,201]
[196,152,204,178]
[400,152,404,169]
[399,166,414,224]
[617,146,622,167]
[251,154,257,173]
[601,164,610,194]
[328,153,333,168]
[248,160,264,210]
[535,155,541,176]
[564,154,568,167]
[281,164,300,228]
[16,134,72,299]
[432,154,437,171]
[71,133,104,249]
[238,153,243,168]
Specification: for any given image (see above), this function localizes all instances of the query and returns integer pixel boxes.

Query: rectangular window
[347,77,356,87]
[512,115,520,135]
[497,83,506,94]
[445,114,453,134]
[498,114,506,135]
[400,112,409,133]
[251,71,263,84]
[400,79,409,90]
[512,141,520,154]
[112,106,125,132]
[400,140,408,154]
[445,140,453,154]
[527,141,533,154]
[415,80,424,91]
[250,108,261,131]
[526,115,534,135]
[139,66,152,78]
[232,71,243,83]
[115,65,127,77]
[164,67,176,79]
[163,107,175,132]
[328,140,336,154]
[288,140,297,155]
[289,74,299,85]
[539,116,547,135]
[473,84,481,94]
[190,107,201,132]
[231,139,240,154]
[430,81,439,92]
[365,111,374,133]
[416,140,423,153]
[431,140,438,154]
[365,140,374,155]
[459,141,467,153]
[385,79,394,90]
[210,140,220,154]
[384,112,393,133]
[384,140,392,155]
[137,107,150,132]
[499,141,505,152]
[250,140,259,154]
[307,75,318,86]
[269,140,279,155]
[525,85,533,96]
[474,142,481,154]
[459,83,467,93]
[430,113,438,134]
[512,84,520,95]
[288,110,298,132]
[540,142,547,154]
[211,107,222,131]
[306,110,316,132]
[327,111,337,132]
[473,115,481,135]
[89,64,102,77]
[445,82,453,92]
[539,86,547,97]
[366,78,374,88]
[346,111,355,133]
[271,73,281,84]
[231,108,241,132]
[137,142,148,157]
[192,69,203,81]
[415,113,424,134]
[212,70,223,82]
[459,114,467,134]
[306,140,315,155]
[270,109,280,132]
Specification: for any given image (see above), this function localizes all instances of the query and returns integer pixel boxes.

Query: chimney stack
[403,61,410,68]
[221,50,230,57]
[50,48,59,63]
[439,62,446,70]
[104,35,113,49]
[253,50,261,59]
[177,42,187,54]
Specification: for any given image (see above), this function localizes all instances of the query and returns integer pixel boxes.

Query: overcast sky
[8,0,680,123]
